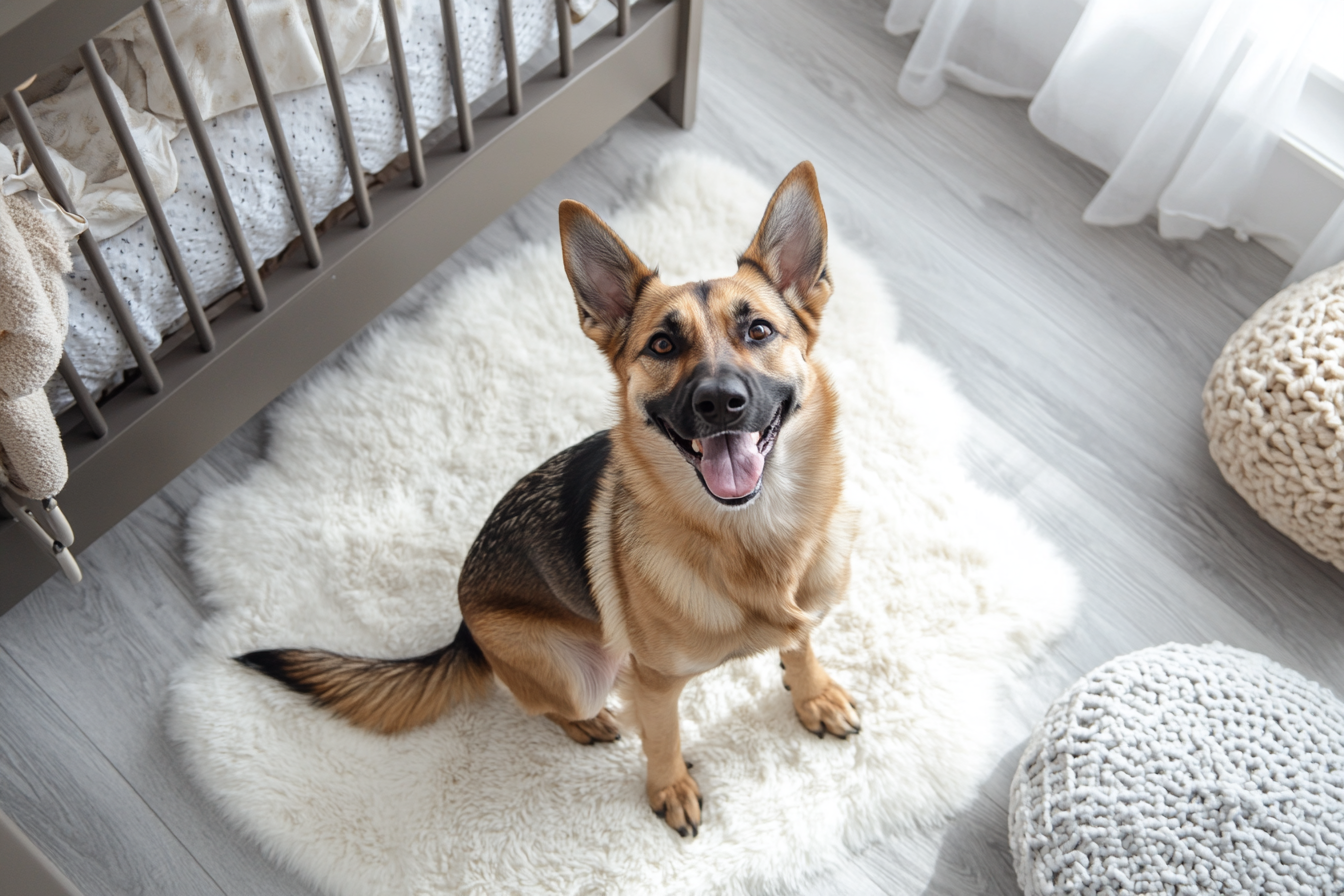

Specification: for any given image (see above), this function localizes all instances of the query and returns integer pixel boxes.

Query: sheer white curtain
[885,0,1085,105]
[886,0,1340,282]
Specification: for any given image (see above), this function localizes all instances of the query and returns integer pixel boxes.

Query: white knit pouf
[1204,262,1344,569]
[1009,643,1344,896]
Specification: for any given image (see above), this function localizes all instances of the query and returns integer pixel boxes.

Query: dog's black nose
[692,376,749,428]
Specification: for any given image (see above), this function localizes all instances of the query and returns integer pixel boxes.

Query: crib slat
[380,0,426,187]
[438,0,475,151]
[223,0,322,268]
[556,0,573,77]
[57,353,108,439]
[617,0,630,36]
[305,0,372,227]
[499,0,523,114]
[79,41,215,353]
[144,0,267,312]
[3,89,164,395]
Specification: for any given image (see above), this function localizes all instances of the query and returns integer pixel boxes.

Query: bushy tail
[236,622,493,734]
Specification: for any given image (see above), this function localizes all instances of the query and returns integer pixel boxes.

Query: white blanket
[1,0,412,242]
[108,0,416,124]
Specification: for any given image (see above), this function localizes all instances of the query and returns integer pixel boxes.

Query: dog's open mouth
[658,404,785,505]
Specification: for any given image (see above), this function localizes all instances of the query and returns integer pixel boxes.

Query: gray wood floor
[4,0,1343,893]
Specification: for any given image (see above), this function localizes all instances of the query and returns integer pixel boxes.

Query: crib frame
[0,0,703,611]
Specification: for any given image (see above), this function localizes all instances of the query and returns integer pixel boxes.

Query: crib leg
[41,497,74,547]
[1,491,82,585]
[652,0,702,129]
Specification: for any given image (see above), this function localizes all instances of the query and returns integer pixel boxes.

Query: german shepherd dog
[239,162,860,838]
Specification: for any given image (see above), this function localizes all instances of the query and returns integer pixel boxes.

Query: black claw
[780,662,786,669]
[654,807,667,819]
[678,826,689,838]
[784,684,791,691]
[697,795,703,809]
[851,726,862,735]
[685,761,693,769]
[613,734,621,740]
[813,727,825,739]
[690,822,699,837]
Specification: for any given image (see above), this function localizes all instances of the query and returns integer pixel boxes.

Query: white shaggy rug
[173,153,1079,896]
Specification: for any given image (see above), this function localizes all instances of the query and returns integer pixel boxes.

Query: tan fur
[560,162,861,834]
[465,609,618,723]
[242,163,858,837]
[258,645,494,735]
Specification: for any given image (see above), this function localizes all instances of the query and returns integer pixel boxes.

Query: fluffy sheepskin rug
[173,153,1079,896]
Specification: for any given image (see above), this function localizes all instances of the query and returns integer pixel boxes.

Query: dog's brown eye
[649,335,675,355]
[747,322,773,341]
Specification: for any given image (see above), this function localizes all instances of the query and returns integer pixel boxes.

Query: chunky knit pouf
[1204,262,1344,568]
[1009,643,1344,896]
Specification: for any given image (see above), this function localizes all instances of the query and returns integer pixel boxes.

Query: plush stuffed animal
[0,175,85,583]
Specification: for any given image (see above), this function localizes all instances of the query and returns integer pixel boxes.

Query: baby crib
[0,0,702,607]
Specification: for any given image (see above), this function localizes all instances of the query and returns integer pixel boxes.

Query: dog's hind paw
[547,708,621,745]
[792,680,861,739]
[649,769,702,838]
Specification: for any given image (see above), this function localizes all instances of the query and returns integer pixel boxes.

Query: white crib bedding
[49,0,558,412]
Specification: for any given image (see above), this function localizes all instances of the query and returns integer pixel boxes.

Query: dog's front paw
[792,679,860,739]
[648,770,702,838]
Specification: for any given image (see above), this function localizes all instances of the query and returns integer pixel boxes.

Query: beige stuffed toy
[0,173,85,583]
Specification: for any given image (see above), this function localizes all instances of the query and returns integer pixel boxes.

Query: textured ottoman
[1204,261,1344,568]
[1010,643,1344,896]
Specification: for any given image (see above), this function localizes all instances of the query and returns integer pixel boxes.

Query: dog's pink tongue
[698,433,764,499]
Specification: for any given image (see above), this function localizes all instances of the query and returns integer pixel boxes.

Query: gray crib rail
[500,0,524,114]
[143,0,269,312]
[56,353,107,438]
[381,0,427,187]
[78,41,216,353]
[224,0,323,268]
[439,0,476,151]
[556,0,575,76]
[306,0,374,228]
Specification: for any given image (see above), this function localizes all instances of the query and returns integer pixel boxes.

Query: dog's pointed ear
[740,162,831,322]
[559,200,655,352]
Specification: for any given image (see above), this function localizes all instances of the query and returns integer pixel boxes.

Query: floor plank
[0,647,226,896]
[0,484,325,896]
[3,0,1344,894]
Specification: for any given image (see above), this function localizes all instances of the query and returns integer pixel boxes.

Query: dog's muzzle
[648,366,794,506]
